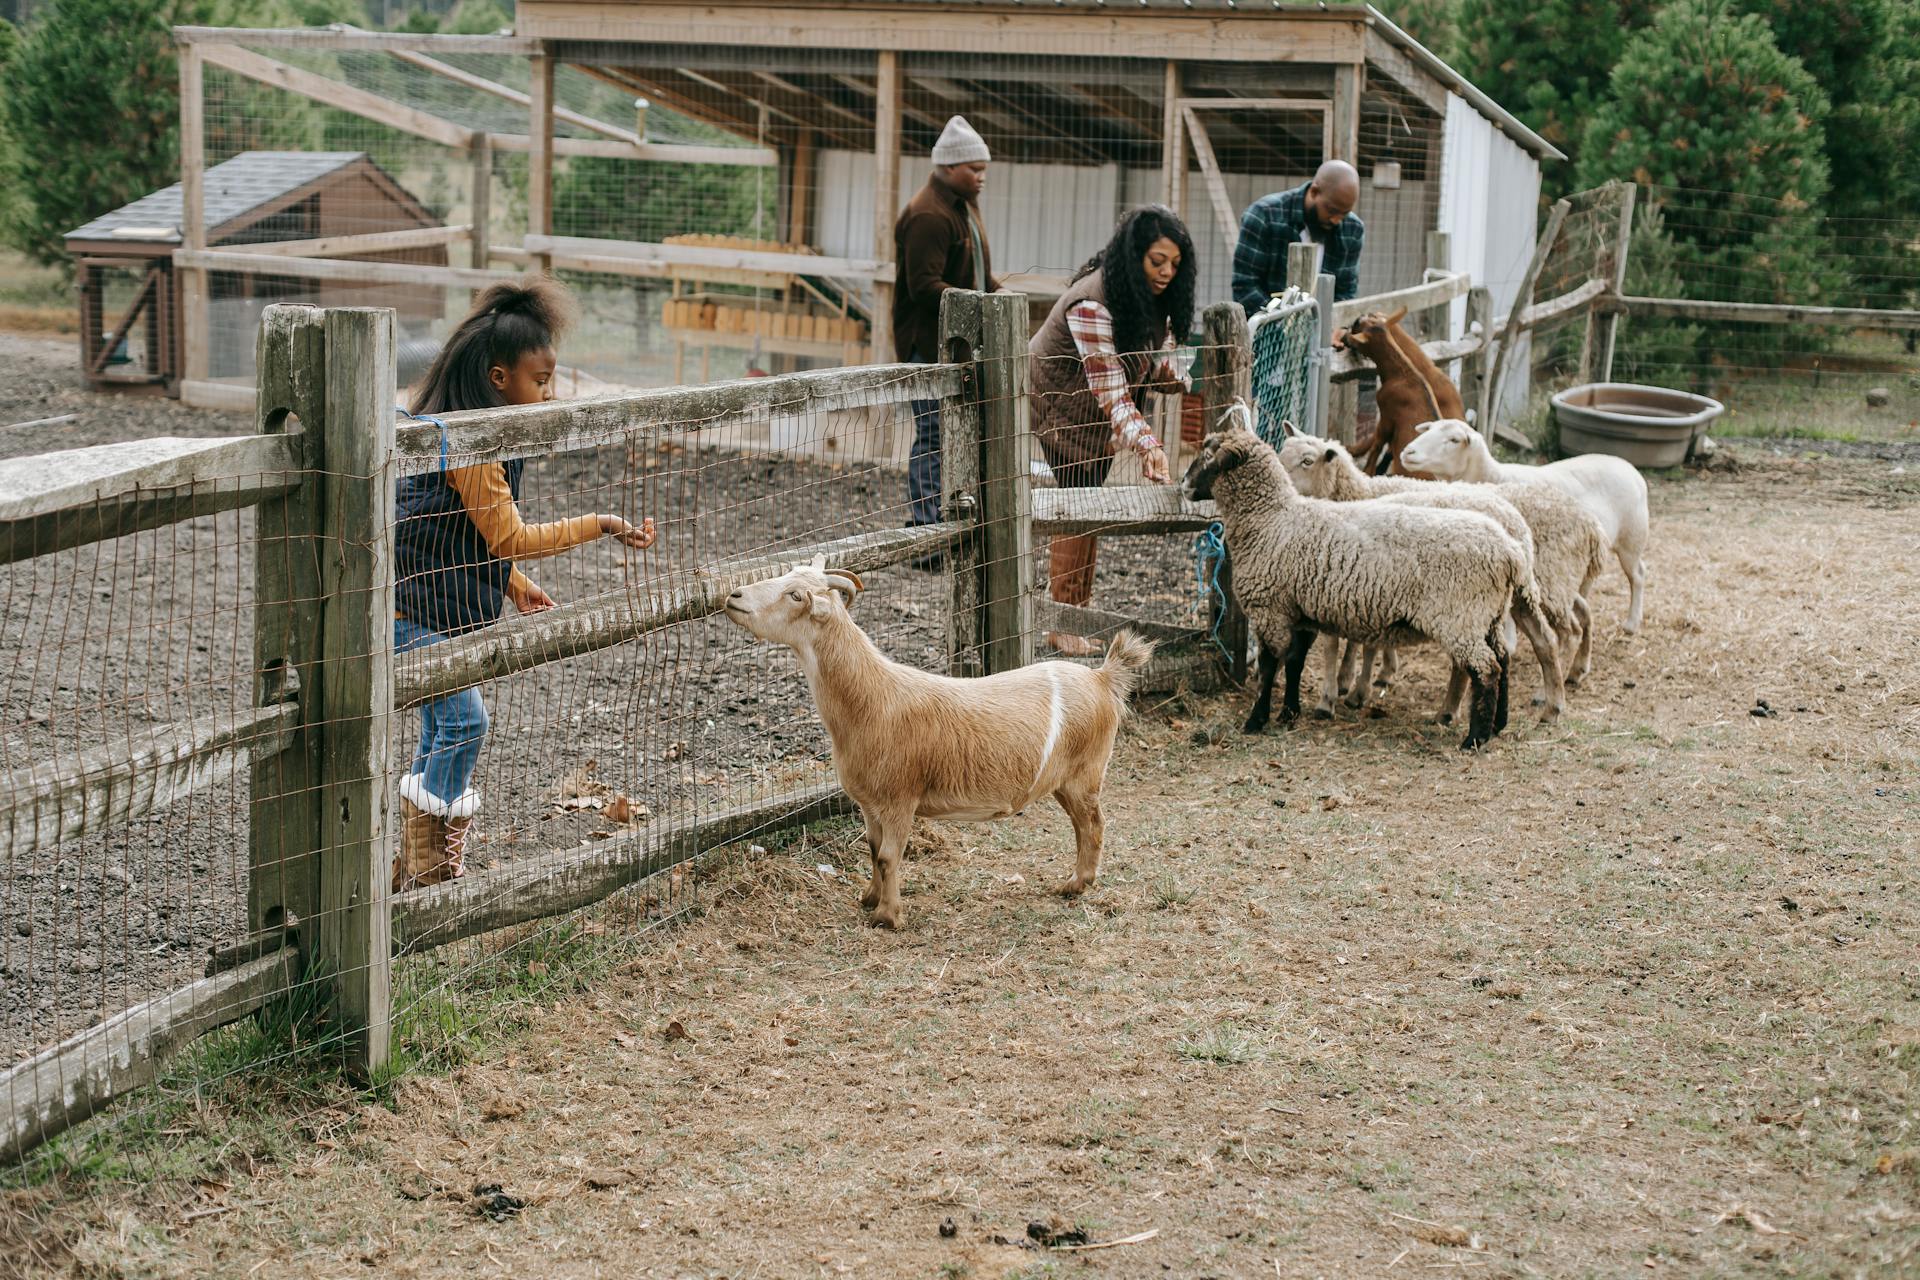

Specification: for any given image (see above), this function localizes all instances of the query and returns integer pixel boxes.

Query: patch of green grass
[1149,872,1195,910]
[1176,1021,1267,1066]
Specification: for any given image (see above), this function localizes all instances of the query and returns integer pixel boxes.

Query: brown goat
[1336,307,1464,478]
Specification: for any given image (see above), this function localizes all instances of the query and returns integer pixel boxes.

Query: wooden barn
[510,0,1562,355]
[66,151,447,393]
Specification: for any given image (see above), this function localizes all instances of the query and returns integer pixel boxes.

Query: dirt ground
[5,427,1915,1275]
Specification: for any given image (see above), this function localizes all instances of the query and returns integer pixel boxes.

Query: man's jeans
[906,395,941,526]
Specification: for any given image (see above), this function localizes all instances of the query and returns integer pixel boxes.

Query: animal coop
[168,4,1559,434]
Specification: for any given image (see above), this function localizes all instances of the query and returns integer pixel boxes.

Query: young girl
[1028,205,1197,654]
[391,277,656,891]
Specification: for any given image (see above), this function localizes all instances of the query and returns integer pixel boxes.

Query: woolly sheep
[1279,434,1608,713]
[1398,418,1650,632]
[723,557,1154,930]
[1182,409,1529,750]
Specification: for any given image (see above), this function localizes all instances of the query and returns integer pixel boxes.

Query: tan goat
[723,558,1155,930]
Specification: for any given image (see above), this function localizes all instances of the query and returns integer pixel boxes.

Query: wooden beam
[1613,294,1920,330]
[1596,182,1636,381]
[529,52,555,273]
[486,132,777,166]
[521,4,1368,62]
[394,358,958,469]
[788,128,816,247]
[177,249,518,290]
[393,784,852,953]
[250,305,327,936]
[1180,105,1238,254]
[1482,197,1568,437]
[198,44,476,150]
[1516,277,1609,330]
[180,44,208,384]
[0,432,303,565]
[395,523,963,707]
[1460,286,1493,420]
[574,64,768,144]
[174,25,534,54]
[1031,486,1218,538]
[1331,63,1362,162]
[218,225,471,258]
[469,137,491,269]
[1333,270,1469,328]
[1361,27,1448,117]
[977,292,1033,675]
[389,48,633,145]
[1197,299,1252,684]
[938,288,985,676]
[1419,232,1451,341]
[0,704,298,861]
[315,307,395,1078]
[521,235,893,283]
[0,946,299,1164]
[1162,61,1184,212]
[872,50,902,365]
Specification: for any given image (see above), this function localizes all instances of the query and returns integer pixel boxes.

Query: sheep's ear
[1280,418,1299,438]
[1322,446,1337,463]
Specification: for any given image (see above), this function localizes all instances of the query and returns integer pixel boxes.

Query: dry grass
[14,450,1920,1278]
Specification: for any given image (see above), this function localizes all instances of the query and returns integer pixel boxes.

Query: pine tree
[1,0,213,266]
[1452,0,1662,175]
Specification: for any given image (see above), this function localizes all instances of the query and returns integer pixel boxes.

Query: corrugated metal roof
[65,151,368,243]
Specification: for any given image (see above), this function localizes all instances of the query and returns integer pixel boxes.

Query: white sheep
[722,557,1154,930]
[1398,418,1650,632]
[1183,409,1531,750]
[1279,433,1608,715]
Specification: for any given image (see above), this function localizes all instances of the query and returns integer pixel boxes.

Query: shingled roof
[65,151,425,245]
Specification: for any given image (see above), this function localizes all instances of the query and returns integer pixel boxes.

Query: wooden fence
[0,289,1254,1164]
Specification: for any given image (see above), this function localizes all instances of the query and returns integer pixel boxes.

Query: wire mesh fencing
[1248,290,1322,442]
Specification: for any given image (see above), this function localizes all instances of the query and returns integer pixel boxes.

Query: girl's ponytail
[409,274,577,414]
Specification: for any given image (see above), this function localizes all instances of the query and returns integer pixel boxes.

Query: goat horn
[824,571,862,603]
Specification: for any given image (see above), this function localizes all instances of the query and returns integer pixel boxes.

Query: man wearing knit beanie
[894,115,998,557]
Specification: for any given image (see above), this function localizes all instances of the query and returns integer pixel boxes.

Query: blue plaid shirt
[1232,182,1366,313]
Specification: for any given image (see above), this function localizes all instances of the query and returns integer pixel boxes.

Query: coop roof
[65,151,434,248]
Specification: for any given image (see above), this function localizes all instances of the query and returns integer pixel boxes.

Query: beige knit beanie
[931,115,990,166]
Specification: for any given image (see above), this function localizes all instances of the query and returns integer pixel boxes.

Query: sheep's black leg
[1461,668,1496,750]
[1244,641,1281,734]
[1278,626,1316,725]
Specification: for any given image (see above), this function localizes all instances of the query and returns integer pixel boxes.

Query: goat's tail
[1099,629,1157,708]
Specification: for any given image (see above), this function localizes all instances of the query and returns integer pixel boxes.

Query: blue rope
[1193,520,1232,662]
[397,407,450,472]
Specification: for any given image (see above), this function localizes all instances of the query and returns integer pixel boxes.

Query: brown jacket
[892,172,998,362]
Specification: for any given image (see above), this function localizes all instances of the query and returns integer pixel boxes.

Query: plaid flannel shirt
[1066,300,1166,457]
[1232,182,1365,313]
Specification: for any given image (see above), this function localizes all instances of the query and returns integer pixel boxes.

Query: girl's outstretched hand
[511,578,556,613]
[1138,445,1171,485]
[600,514,657,549]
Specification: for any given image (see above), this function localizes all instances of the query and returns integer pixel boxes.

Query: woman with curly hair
[1028,205,1197,654]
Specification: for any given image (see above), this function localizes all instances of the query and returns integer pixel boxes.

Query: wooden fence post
[1284,243,1331,438]
[1462,286,1493,428]
[249,307,328,944]
[1315,274,1340,442]
[468,135,492,270]
[1198,301,1251,684]
[1421,231,1451,341]
[1596,181,1637,383]
[976,292,1033,675]
[939,289,984,678]
[315,308,396,1078]
[179,43,209,384]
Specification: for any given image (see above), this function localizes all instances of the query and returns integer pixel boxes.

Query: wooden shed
[65,151,446,393]
[511,0,1563,355]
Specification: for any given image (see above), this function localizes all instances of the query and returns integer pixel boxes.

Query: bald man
[1232,160,1366,313]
